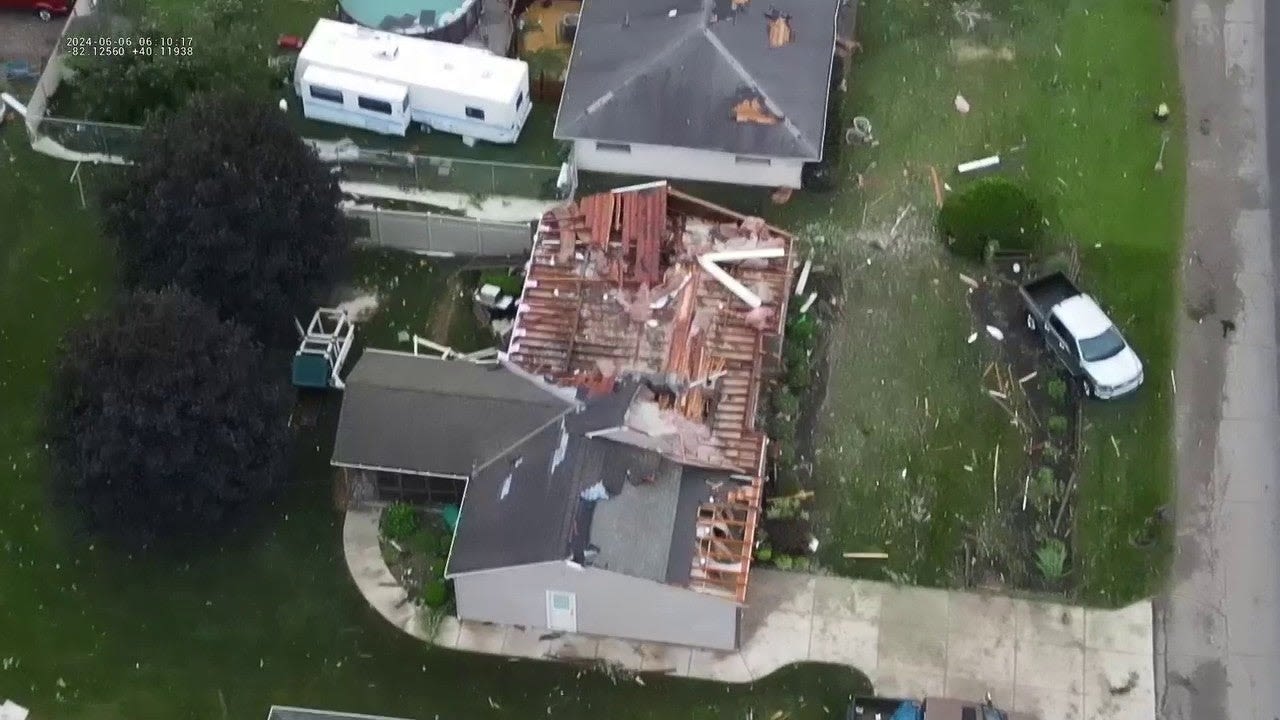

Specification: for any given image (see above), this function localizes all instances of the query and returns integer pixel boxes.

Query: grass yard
[770,0,1180,604]
[0,123,870,719]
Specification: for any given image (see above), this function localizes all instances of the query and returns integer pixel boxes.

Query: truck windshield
[1078,328,1126,362]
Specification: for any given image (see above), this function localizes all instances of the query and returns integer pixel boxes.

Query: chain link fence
[346,206,534,257]
[321,143,567,201]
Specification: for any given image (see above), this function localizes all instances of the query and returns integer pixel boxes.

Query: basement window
[596,141,632,153]
[465,106,486,120]
[735,155,772,166]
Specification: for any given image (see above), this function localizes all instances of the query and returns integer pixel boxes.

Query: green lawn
[770,0,1179,603]
[0,122,872,719]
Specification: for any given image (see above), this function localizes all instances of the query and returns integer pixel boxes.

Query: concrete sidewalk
[345,507,1154,720]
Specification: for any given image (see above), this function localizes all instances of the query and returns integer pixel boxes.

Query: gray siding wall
[453,560,740,650]
[573,140,805,189]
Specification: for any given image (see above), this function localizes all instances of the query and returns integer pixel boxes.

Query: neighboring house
[553,0,844,188]
[332,181,794,650]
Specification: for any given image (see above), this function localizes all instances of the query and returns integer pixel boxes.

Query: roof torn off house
[504,181,795,602]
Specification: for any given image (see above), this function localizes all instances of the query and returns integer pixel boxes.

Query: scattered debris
[985,325,1005,341]
[733,96,781,125]
[770,186,793,204]
[930,165,944,207]
[958,273,980,289]
[967,332,978,344]
[1018,371,1037,384]
[952,0,991,31]
[795,258,813,296]
[845,116,876,146]
[958,155,1000,174]
[842,551,889,559]
[764,10,794,47]
[889,205,912,238]
[954,94,971,114]
[1154,131,1171,172]
[799,292,818,314]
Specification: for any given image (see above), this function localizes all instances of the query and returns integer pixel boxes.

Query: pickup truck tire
[37,9,54,20]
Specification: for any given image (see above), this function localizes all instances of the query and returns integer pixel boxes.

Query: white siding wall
[453,561,740,650]
[573,140,805,189]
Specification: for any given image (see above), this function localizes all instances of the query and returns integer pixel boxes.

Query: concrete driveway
[0,10,64,66]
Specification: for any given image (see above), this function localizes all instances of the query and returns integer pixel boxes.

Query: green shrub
[937,178,1045,260]
[1032,467,1057,503]
[478,271,524,296]
[773,554,794,571]
[1046,378,1067,403]
[381,502,419,542]
[422,580,450,608]
[754,543,774,562]
[786,360,811,392]
[773,387,801,420]
[1035,539,1068,580]
[1047,415,1069,435]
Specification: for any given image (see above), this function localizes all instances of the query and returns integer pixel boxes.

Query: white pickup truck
[1019,272,1143,400]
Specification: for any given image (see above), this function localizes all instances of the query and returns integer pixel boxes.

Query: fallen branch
[842,552,890,560]
[929,165,944,207]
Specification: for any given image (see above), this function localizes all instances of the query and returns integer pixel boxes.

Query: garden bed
[964,252,1082,593]
[379,503,455,627]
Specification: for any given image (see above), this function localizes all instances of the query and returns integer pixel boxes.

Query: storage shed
[295,19,532,142]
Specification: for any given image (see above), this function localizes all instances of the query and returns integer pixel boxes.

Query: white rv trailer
[294,18,532,143]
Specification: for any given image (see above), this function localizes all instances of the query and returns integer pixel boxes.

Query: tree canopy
[45,288,293,547]
[937,177,1046,260]
[66,0,283,125]
[101,90,349,344]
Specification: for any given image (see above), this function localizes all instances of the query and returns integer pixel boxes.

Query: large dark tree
[101,90,349,344]
[45,288,293,547]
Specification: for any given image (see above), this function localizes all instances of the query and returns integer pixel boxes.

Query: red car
[1,0,73,21]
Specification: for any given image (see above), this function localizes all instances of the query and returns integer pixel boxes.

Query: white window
[545,590,577,632]
[465,106,486,120]
[309,85,343,104]
[596,142,631,153]
[735,155,772,166]
[516,91,524,109]
[358,96,393,115]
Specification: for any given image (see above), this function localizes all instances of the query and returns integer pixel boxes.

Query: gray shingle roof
[330,350,574,477]
[554,0,843,159]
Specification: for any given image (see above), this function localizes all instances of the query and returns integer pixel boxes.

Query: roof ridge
[557,21,706,132]
[700,27,820,158]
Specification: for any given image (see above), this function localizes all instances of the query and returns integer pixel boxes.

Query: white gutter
[696,248,787,309]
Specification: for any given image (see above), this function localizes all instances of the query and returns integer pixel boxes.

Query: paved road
[1159,0,1280,718]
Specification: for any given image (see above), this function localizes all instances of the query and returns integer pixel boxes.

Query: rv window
[516,92,524,109]
[358,96,394,115]
[596,142,631,153]
[735,155,772,166]
[465,106,486,120]
[309,85,344,104]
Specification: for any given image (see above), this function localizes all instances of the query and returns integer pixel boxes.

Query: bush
[1035,539,1068,580]
[1046,378,1067,403]
[479,270,525,296]
[1047,415,1069,435]
[937,178,1045,260]
[422,580,451,608]
[382,503,419,542]
[773,387,801,420]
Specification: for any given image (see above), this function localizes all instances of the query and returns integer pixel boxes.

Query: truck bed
[1019,271,1080,318]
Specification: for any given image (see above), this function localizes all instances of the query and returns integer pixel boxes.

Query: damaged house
[331,181,793,650]
[553,0,843,188]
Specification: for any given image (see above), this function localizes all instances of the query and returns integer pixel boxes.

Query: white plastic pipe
[957,155,1000,174]
[697,248,787,309]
